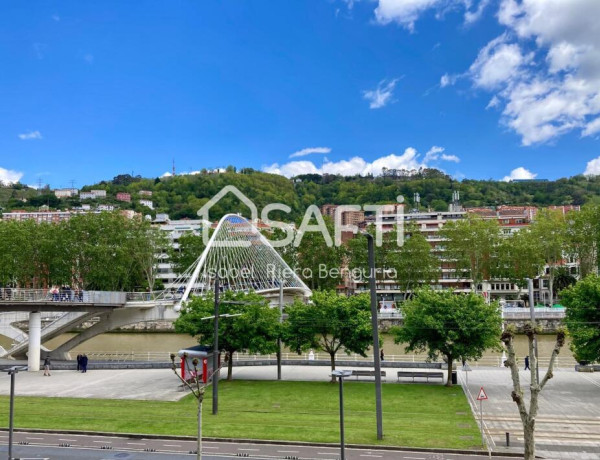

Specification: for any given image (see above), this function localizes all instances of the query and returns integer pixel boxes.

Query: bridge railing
[0,288,127,304]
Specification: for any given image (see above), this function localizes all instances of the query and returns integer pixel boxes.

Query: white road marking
[25,437,44,440]
[58,438,77,441]
[360,455,382,458]
[278,450,300,453]
[238,448,260,451]
[127,442,147,445]
[93,440,112,443]
[203,446,219,449]
[404,457,426,459]
[164,444,182,447]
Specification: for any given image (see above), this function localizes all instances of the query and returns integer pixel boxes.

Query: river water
[29,332,574,365]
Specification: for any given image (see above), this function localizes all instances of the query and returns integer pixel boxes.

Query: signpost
[476,386,488,447]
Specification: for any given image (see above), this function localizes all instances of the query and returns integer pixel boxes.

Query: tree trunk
[330,351,336,383]
[549,270,554,306]
[446,355,453,387]
[523,417,536,460]
[227,352,233,381]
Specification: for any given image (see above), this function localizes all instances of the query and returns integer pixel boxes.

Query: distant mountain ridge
[2,168,600,220]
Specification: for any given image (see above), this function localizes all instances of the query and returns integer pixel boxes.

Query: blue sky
[2,0,600,188]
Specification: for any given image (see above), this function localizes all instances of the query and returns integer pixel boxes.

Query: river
[25,332,574,365]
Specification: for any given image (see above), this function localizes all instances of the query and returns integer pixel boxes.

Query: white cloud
[289,147,332,158]
[0,167,24,184]
[440,73,459,87]
[374,0,441,31]
[52,14,60,22]
[584,157,600,176]
[363,79,398,109]
[263,146,460,177]
[502,166,537,182]
[583,117,600,137]
[469,34,532,90]
[373,0,489,31]
[18,131,42,140]
[457,0,600,145]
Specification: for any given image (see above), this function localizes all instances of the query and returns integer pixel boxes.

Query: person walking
[380,349,385,361]
[81,354,88,373]
[76,354,82,371]
[43,356,51,376]
[524,355,530,370]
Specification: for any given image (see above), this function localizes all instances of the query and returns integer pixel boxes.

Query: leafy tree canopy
[174,290,280,379]
[562,275,600,363]
[392,289,502,386]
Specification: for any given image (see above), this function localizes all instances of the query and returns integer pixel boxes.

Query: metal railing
[502,306,566,319]
[0,288,131,305]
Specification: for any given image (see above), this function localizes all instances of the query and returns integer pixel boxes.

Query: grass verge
[1,380,481,449]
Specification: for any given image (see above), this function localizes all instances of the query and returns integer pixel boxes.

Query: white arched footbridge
[0,214,311,371]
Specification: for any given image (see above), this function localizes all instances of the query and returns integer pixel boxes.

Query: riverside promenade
[1,360,599,459]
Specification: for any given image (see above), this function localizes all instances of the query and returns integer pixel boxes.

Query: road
[0,431,519,460]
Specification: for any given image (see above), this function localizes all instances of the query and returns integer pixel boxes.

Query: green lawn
[1,381,482,449]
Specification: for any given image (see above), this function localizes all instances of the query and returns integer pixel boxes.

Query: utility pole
[363,232,384,440]
[277,281,283,380]
[527,278,540,384]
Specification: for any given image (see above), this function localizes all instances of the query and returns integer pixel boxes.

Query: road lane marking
[404,457,426,459]
[278,450,300,453]
[25,437,44,440]
[360,455,382,458]
[126,442,147,445]
[93,440,112,443]
[164,444,182,447]
[238,448,260,451]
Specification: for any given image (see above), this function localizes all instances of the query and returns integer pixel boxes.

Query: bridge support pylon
[27,312,41,372]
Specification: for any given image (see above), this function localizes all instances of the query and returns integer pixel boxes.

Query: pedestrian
[43,356,51,376]
[380,349,385,361]
[81,354,88,373]
[76,354,82,371]
[524,355,530,370]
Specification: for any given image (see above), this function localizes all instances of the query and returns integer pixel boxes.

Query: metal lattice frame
[159,214,310,308]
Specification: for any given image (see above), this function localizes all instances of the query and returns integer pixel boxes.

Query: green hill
[4,168,600,220]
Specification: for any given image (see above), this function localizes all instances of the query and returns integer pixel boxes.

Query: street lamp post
[361,231,384,440]
[2,366,26,460]
[213,273,220,415]
[331,370,353,460]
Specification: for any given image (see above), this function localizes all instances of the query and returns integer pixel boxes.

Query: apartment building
[116,192,131,202]
[2,210,76,223]
[139,199,154,209]
[320,204,366,227]
[54,188,78,198]
[152,215,212,289]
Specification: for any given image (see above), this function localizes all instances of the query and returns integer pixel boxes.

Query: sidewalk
[459,366,600,459]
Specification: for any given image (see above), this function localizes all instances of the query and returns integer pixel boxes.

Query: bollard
[506,432,510,447]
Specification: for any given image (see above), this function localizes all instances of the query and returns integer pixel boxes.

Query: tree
[567,204,600,277]
[528,209,569,305]
[440,215,501,291]
[562,275,600,363]
[553,266,576,294]
[501,324,565,460]
[294,217,346,290]
[174,290,280,380]
[170,231,209,275]
[347,224,438,300]
[282,291,374,381]
[392,289,502,386]
[496,228,545,288]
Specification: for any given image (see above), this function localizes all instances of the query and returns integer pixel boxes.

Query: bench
[397,371,444,382]
[351,370,387,380]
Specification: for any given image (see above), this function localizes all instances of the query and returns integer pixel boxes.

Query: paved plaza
[1,362,599,459]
